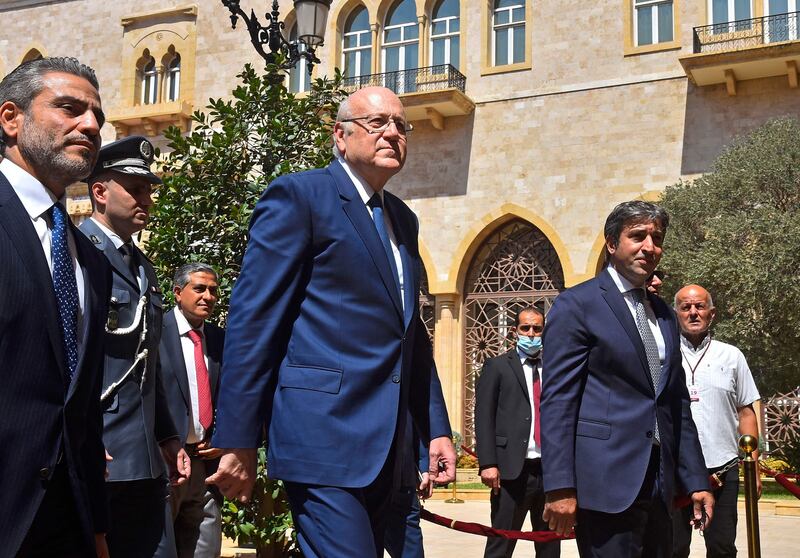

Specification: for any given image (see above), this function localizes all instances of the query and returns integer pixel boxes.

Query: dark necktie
[50,203,79,381]
[526,357,541,447]
[119,241,137,278]
[367,193,400,295]
[187,329,213,431]
[631,289,661,442]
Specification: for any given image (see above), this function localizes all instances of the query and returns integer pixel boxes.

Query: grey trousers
[170,456,222,558]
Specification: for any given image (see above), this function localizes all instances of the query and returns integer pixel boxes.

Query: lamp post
[221,0,331,73]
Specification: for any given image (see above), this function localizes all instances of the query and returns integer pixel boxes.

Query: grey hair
[332,95,354,158]
[604,200,670,252]
[173,262,218,289]
[0,57,100,153]
[674,289,715,309]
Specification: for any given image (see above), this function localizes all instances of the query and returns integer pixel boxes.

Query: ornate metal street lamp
[221,0,331,73]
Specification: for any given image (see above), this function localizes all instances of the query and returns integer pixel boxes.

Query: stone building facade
[2,0,797,443]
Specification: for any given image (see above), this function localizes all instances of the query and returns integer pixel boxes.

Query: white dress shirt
[1,157,86,345]
[680,335,760,468]
[606,265,666,364]
[174,308,209,444]
[336,156,405,310]
[518,347,543,459]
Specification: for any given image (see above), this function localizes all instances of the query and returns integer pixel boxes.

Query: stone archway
[462,218,564,448]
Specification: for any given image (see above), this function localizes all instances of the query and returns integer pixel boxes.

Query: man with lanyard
[672,284,761,558]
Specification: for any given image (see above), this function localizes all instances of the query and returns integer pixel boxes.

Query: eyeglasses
[340,114,413,136]
[517,324,543,334]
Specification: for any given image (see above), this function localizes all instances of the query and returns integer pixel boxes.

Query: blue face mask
[517,334,542,356]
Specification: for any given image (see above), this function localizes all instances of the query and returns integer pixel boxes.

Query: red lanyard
[685,337,712,385]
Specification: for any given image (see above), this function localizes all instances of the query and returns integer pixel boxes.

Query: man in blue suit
[209,86,456,557]
[540,201,714,557]
[0,57,110,557]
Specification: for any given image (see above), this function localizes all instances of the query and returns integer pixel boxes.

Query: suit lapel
[163,310,191,408]
[330,162,404,323]
[598,270,653,390]
[652,295,674,394]
[506,349,530,400]
[79,219,139,290]
[205,324,222,401]
[385,193,415,330]
[0,174,67,382]
[67,228,98,401]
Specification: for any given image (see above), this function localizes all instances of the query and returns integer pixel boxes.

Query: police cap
[88,135,161,184]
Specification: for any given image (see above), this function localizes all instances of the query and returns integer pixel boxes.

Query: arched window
[165,51,181,102]
[431,0,459,69]
[342,6,372,79]
[139,53,158,105]
[462,219,564,448]
[289,24,310,93]
[22,49,44,63]
[382,0,419,84]
[492,0,526,66]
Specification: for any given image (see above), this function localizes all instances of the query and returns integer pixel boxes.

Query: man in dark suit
[80,136,187,558]
[0,57,110,557]
[209,86,456,557]
[476,306,560,558]
[160,263,225,558]
[540,201,714,557]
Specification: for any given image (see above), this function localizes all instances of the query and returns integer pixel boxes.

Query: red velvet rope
[758,463,800,499]
[419,508,574,542]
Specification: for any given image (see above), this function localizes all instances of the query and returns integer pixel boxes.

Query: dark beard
[18,117,95,187]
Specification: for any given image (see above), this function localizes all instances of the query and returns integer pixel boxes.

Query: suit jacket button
[392,375,400,383]
[39,467,50,479]
[646,431,653,438]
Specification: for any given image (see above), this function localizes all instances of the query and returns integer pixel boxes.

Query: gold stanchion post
[444,478,464,504]
[739,434,761,558]
[445,437,464,503]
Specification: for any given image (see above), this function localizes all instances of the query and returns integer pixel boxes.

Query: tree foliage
[148,63,346,319]
[659,117,800,395]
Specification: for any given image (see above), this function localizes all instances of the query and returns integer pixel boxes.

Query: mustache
[64,133,99,147]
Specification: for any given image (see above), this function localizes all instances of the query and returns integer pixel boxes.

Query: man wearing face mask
[475,306,560,558]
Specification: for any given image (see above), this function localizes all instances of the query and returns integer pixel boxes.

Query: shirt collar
[89,217,127,250]
[335,155,380,206]
[174,306,205,336]
[0,157,60,220]
[606,264,642,296]
[517,346,541,363]
[681,333,711,353]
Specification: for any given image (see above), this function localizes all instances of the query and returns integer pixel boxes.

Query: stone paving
[223,498,800,556]
[410,499,800,558]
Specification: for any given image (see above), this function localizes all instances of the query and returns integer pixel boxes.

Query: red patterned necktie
[187,329,213,431]
[527,357,541,447]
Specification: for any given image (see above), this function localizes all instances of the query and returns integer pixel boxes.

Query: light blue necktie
[51,202,79,381]
[368,193,401,296]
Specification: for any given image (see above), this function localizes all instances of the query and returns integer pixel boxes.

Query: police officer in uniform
[80,136,189,558]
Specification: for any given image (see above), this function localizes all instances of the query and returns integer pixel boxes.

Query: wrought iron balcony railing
[342,64,466,95]
[693,11,800,53]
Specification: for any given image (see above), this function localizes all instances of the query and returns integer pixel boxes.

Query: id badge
[689,385,700,402]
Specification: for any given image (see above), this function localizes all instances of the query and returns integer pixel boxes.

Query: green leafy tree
[659,117,800,395]
[148,63,346,315]
[147,63,346,557]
